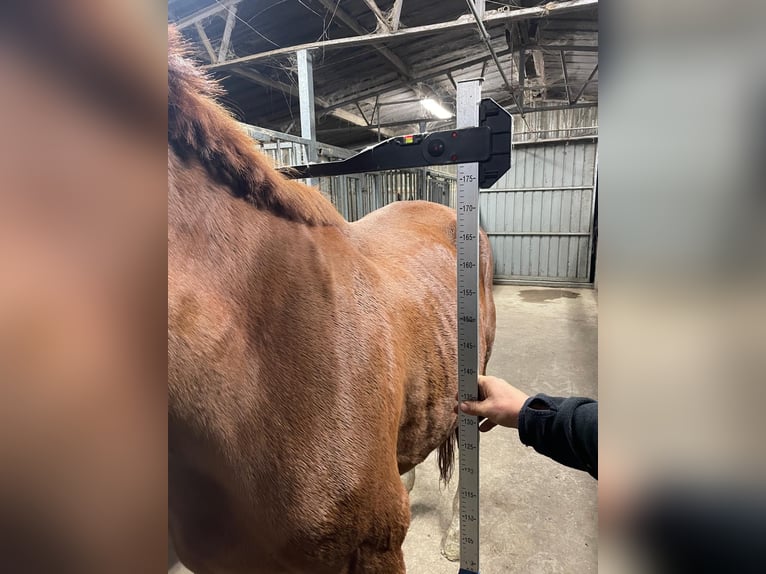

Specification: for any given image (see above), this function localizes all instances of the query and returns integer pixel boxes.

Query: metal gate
[319,169,456,222]
[480,137,598,285]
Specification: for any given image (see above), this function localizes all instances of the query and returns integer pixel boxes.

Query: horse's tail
[438,425,457,485]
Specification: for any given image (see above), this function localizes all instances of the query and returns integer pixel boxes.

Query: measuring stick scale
[456,79,482,574]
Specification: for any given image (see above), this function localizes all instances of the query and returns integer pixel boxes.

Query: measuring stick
[456,78,482,574]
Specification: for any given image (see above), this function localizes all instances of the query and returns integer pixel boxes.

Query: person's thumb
[460,399,487,417]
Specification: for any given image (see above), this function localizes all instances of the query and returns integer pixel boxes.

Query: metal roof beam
[175,0,242,31]
[323,47,514,111]
[560,50,573,104]
[175,9,391,137]
[217,4,237,63]
[472,0,485,20]
[194,22,217,62]
[362,0,392,32]
[467,0,523,116]
[572,64,598,104]
[354,102,372,126]
[495,99,597,113]
[231,67,395,136]
[231,67,294,95]
[541,44,598,52]
[319,116,452,131]
[390,0,404,31]
[314,0,415,83]
[206,0,599,71]
[316,41,595,113]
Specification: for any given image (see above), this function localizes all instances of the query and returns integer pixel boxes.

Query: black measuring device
[279,98,511,188]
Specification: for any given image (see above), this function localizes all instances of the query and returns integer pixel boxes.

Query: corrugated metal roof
[169,0,598,148]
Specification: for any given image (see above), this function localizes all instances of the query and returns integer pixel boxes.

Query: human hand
[456,375,530,432]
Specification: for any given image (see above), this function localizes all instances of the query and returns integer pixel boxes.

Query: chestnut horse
[168,28,495,574]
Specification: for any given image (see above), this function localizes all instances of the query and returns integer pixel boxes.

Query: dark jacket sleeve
[517,394,597,479]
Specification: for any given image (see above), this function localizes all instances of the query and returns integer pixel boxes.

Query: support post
[518,43,526,110]
[465,0,524,118]
[297,49,317,184]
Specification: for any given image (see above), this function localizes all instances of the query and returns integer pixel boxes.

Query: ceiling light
[420,98,453,119]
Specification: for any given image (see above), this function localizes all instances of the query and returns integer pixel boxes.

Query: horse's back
[352,200,457,251]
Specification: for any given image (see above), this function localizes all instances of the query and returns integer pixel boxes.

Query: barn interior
[168,1,598,572]
[168,0,597,149]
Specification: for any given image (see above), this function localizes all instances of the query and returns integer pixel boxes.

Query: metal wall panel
[512,106,598,143]
[480,139,598,284]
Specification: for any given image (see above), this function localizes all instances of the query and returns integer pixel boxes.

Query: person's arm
[518,394,597,479]
[459,376,597,479]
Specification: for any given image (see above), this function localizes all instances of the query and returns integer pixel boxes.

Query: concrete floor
[169,285,598,574]
[403,285,598,574]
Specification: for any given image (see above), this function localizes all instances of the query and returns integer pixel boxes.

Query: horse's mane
[168,26,343,226]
